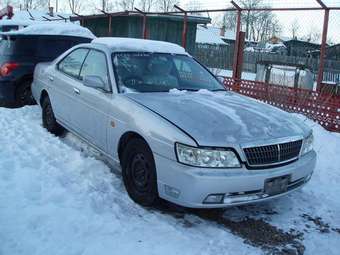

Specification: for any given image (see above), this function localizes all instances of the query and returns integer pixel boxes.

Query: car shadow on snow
[152,201,305,255]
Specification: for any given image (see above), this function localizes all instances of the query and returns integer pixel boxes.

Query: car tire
[16,80,36,106]
[122,138,159,207]
[42,96,65,136]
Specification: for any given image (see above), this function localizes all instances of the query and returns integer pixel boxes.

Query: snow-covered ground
[0,106,340,255]
[211,68,256,81]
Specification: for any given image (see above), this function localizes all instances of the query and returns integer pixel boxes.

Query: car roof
[91,37,188,55]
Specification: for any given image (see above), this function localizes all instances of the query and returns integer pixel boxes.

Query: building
[283,39,321,57]
[0,9,74,33]
[195,25,228,47]
[325,44,340,61]
[71,11,210,55]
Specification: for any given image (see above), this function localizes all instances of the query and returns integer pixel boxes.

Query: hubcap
[130,153,150,192]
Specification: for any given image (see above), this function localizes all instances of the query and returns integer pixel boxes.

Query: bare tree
[303,27,321,43]
[217,0,281,42]
[158,0,179,12]
[68,0,82,13]
[290,19,300,39]
[115,0,135,10]
[139,0,155,12]
[21,0,49,9]
[216,12,237,31]
[185,0,203,15]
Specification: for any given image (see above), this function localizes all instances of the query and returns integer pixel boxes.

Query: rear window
[0,37,37,56]
[36,39,71,60]
[0,36,90,59]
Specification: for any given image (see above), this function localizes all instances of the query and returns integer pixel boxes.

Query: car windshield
[112,52,225,93]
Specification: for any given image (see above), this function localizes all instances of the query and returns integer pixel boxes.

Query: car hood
[125,91,310,147]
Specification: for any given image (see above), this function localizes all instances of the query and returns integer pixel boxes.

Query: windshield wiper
[176,88,199,91]
[211,89,227,92]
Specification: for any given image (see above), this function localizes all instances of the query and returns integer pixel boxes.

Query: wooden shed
[283,39,321,57]
[70,11,210,55]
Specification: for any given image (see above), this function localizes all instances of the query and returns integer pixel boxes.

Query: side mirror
[83,75,107,90]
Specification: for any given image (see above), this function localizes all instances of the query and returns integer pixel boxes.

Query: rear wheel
[16,80,36,106]
[121,138,159,207]
[42,96,64,136]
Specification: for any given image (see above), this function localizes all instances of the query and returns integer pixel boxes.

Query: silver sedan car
[32,37,316,208]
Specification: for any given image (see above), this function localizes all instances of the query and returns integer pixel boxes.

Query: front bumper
[155,150,316,208]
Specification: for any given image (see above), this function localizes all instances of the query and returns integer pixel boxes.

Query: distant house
[195,25,228,47]
[309,44,340,61]
[283,39,321,57]
[71,11,210,55]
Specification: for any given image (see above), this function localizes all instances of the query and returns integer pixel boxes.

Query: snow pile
[169,88,187,94]
[1,23,95,39]
[93,37,187,55]
[210,68,256,81]
[196,25,227,45]
[0,106,255,255]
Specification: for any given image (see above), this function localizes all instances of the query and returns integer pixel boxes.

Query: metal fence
[194,44,340,83]
[223,77,340,133]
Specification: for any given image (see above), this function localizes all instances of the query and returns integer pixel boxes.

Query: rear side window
[0,37,36,56]
[37,39,71,60]
[80,50,109,84]
[57,48,89,79]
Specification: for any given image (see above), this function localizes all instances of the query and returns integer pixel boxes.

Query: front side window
[80,50,109,85]
[57,48,89,79]
[113,53,224,93]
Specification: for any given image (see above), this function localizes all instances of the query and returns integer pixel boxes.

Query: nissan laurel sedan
[32,38,316,208]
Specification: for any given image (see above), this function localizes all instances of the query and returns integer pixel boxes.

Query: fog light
[203,194,224,204]
[164,185,180,198]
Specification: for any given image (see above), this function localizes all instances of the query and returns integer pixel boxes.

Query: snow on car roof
[92,37,188,55]
[1,23,96,39]
[0,20,34,27]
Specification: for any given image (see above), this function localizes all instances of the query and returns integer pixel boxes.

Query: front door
[70,49,112,152]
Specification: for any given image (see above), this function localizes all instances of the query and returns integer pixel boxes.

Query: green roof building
[71,11,210,54]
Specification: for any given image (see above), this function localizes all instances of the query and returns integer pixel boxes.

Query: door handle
[48,76,54,82]
[73,88,80,95]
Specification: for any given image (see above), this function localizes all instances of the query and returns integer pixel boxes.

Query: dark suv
[0,34,92,106]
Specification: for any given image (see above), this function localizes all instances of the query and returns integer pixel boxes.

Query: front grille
[244,140,303,167]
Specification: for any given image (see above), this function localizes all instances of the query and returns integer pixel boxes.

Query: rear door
[70,49,111,152]
[51,48,89,125]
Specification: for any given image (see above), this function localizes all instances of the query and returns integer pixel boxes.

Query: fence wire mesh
[185,0,340,132]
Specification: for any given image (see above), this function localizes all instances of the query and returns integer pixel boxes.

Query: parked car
[32,38,316,208]
[0,25,93,106]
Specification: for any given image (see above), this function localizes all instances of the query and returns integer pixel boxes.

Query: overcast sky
[53,0,340,44]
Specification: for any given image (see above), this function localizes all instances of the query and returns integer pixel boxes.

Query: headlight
[301,133,314,155]
[176,143,241,168]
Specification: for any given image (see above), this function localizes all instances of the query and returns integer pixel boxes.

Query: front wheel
[121,138,159,207]
[42,96,65,136]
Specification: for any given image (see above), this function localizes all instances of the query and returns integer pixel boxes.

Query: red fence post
[316,2,330,90]
[135,8,148,39]
[182,12,188,49]
[235,31,245,81]
[231,1,242,83]
[174,5,188,49]
[143,14,147,39]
